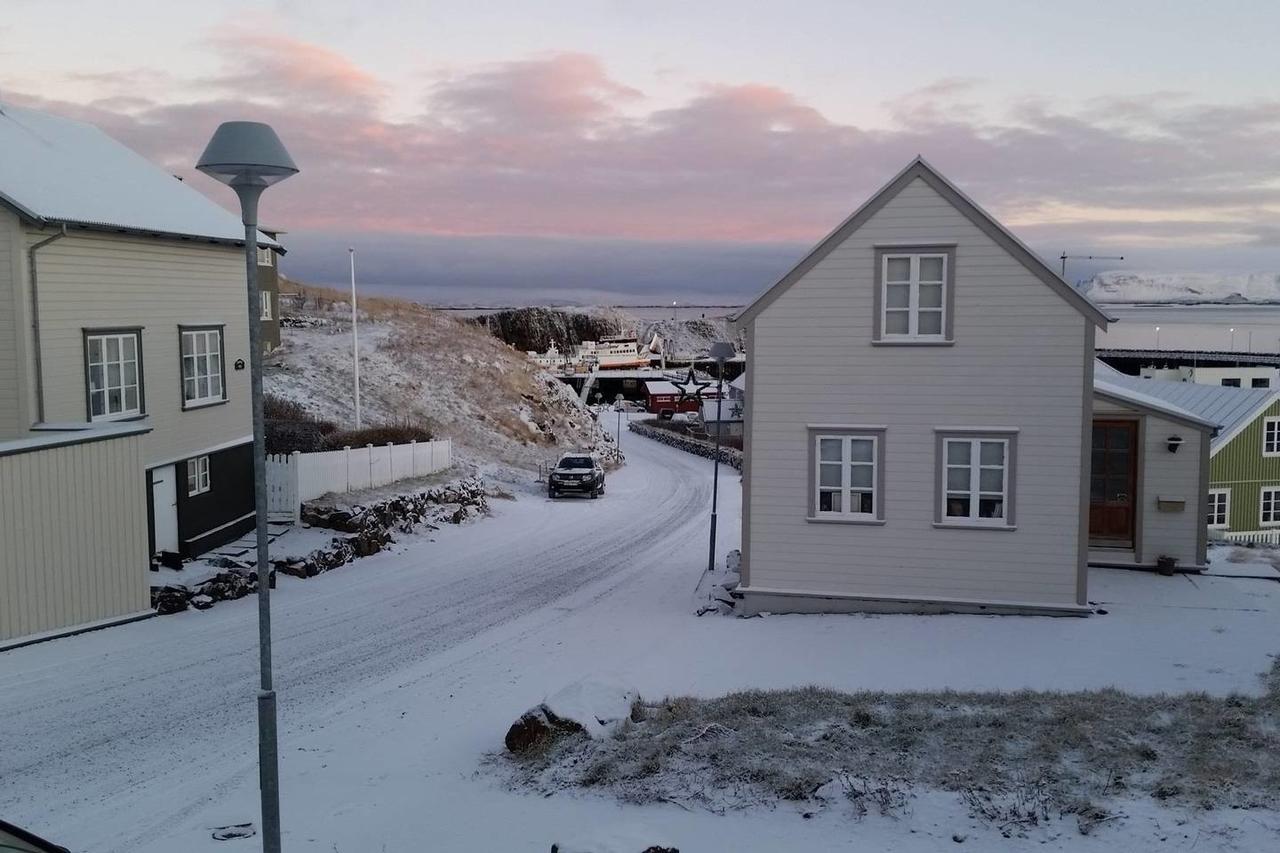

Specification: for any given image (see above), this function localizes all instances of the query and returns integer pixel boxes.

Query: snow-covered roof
[1094,360,1277,446]
[644,381,680,395]
[0,103,279,247]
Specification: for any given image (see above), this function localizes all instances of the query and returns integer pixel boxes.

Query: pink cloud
[5,37,1279,249]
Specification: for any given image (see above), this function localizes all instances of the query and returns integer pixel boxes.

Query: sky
[2,0,1279,305]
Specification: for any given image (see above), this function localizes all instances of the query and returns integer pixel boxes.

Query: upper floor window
[1221,378,1241,387]
[874,246,954,343]
[260,291,273,320]
[1252,378,1271,389]
[1264,417,1280,457]
[180,326,226,409]
[257,246,274,266]
[85,329,143,421]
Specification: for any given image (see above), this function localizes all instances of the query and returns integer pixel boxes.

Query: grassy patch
[498,662,1280,827]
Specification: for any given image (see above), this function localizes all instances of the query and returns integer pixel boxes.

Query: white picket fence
[265,438,453,523]
[1216,528,1280,546]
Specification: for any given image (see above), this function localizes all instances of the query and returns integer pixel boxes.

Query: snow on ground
[2,418,1279,852]
[1081,271,1280,304]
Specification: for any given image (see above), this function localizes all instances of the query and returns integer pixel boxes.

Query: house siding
[0,430,151,642]
[744,177,1089,608]
[176,441,255,556]
[1211,398,1280,532]
[22,229,252,465]
[1092,397,1207,566]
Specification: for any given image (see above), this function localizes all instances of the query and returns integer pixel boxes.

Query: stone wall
[628,420,743,471]
[151,477,488,615]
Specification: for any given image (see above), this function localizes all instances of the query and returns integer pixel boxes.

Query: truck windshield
[559,457,593,469]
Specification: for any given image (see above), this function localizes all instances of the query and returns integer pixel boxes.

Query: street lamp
[707,341,736,575]
[615,393,625,452]
[197,121,298,853]
[1155,326,1161,350]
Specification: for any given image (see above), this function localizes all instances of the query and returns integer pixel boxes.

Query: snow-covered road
[0,418,716,851]
[5,419,1279,853]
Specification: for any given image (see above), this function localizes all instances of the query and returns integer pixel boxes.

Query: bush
[320,421,434,451]
[264,394,338,454]
[263,395,311,421]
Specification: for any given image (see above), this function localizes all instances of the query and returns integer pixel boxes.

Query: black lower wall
[177,441,255,557]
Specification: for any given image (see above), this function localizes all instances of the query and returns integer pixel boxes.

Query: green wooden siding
[1209,398,1280,531]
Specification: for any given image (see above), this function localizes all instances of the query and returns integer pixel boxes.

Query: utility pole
[1060,252,1125,279]
[350,247,362,429]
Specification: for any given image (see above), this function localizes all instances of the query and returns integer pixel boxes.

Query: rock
[505,706,588,753]
[190,594,215,610]
[151,585,190,615]
[542,679,639,740]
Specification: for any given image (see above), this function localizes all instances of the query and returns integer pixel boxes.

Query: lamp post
[1155,326,1161,350]
[350,247,362,429]
[197,121,298,853]
[1230,327,1235,352]
[615,393,624,451]
[706,341,735,574]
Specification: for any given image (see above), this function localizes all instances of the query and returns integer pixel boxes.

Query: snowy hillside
[1080,271,1280,304]
[265,287,614,472]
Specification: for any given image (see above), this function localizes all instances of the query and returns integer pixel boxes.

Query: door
[150,465,180,554]
[1089,420,1138,546]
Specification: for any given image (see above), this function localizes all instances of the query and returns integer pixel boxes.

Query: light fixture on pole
[1230,327,1235,352]
[197,121,298,853]
[706,341,736,575]
[349,247,362,429]
[615,392,625,452]
[1155,326,1161,350]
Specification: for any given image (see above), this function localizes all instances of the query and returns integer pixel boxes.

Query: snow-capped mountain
[1079,271,1280,304]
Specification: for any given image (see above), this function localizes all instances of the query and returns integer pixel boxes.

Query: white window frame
[942,436,1011,526]
[1263,417,1280,457]
[260,291,273,320]
[813,433,879,520]
[880,252,947,341]
[1262,487,1280,527]
[257,246,274,266]
[187,455,211,496]
[181,327,225,409]
[1207,488,1230,529]
[85,330,143,421]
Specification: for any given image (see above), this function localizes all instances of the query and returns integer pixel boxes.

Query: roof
[1094,360,1278,447]
[644,381,680,395]
[0,103,279,248]
[733,157,1109,329]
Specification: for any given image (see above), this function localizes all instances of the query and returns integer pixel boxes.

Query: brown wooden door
[1089,420,1138,546]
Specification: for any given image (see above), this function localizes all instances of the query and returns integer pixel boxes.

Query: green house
[1096,362,1280,543]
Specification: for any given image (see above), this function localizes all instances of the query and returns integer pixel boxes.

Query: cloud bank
[4,32,1279,303]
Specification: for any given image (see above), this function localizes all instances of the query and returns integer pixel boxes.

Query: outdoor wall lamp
[1166,435,1184,453]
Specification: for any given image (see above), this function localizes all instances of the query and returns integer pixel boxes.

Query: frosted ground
[2,419,1278,852]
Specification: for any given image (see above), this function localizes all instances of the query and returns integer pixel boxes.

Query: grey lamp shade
[709,341,736,362]
[197,122,298,186]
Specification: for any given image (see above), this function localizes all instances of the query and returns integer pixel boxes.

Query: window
[1252,378,1271,389]
[1221,378,1241,387]
[935,431,1017,527]
[1262,487,1280,527]
[1264,417,1280,457]
[260,291,273,320]
[187,455,210,496]
[180,327,225,409]
[808,427,885,522]
[257,246,273,266]
[1207,489,1230,529]
[875,246,954,343]
[85,330,143,421]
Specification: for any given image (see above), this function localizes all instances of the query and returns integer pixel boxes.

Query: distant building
[1140,364,1276,390]
[258,228,285,352]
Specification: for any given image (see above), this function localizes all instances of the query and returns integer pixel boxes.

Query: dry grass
[498,661,1280,826]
